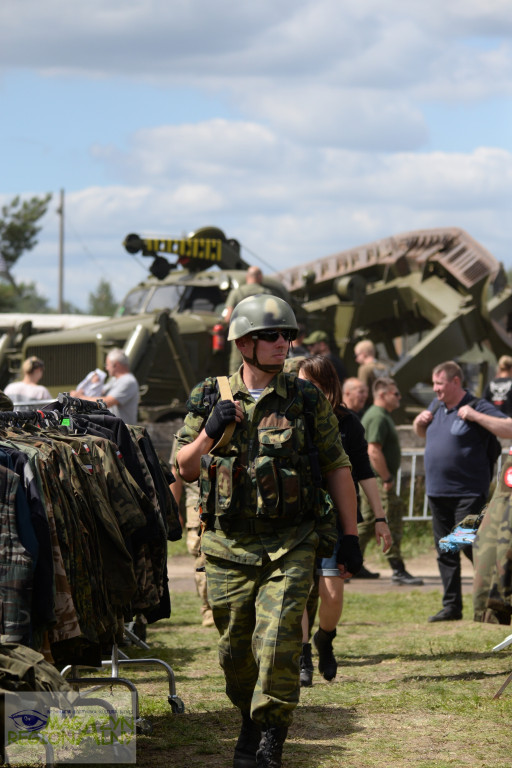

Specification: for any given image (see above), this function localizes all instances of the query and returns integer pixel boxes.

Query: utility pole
[57,188,64,312]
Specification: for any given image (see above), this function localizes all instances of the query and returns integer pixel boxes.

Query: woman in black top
[297,355,391,686]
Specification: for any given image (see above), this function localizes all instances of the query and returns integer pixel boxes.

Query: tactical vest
[198,375,334,535]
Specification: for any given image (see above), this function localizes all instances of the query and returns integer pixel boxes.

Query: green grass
[168,536,188,557]
[32,586,512,768]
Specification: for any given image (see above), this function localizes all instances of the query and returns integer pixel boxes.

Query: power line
[240,243,280,275]
[65,217,148,283]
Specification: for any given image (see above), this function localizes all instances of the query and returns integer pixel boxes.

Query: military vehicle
[0,312,108,397]
[274,226,512,417]
[0,226,293,423]
[1,225,511,429]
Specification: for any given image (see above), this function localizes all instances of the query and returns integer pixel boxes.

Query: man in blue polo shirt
[413,360,512,622]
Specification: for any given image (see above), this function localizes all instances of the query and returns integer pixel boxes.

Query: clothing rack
[0,394,185,743]
[492,633,512,699]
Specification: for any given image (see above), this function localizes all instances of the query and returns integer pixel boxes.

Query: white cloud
[93,120,282,182]
[8,139,511,310]
[2,0,511,92]
[93,120,512,210]
[2,0,512,310]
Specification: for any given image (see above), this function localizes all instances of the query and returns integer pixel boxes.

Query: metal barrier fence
[397,448,508,522]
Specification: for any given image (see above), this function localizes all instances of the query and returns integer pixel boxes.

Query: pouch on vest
[278,466,302,517]
[255,455,280,517]
[215,456,240,513]
[256,425,300,519]
[199,454,216,517]
[254,457,302,520]
[258,426,296,458]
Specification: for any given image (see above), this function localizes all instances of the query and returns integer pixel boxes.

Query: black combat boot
[299,642,313,687]
[313,627,337,681]
[233,712,262,768]
[389,558,424,586]
[256,725,288,768]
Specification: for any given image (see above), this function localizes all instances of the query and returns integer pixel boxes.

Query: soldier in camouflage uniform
[473,451,512,624]
[175,294,361,768]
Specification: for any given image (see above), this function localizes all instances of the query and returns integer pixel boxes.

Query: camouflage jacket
[473,451,512,623]
[175,368,350,564]
[0,390,13,411]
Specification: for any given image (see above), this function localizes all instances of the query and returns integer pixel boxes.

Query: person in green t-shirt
[359,377,424,586]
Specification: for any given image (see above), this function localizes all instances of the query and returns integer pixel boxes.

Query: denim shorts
[316,529,342,577]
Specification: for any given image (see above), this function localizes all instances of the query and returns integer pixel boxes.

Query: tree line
[0,194,118,316]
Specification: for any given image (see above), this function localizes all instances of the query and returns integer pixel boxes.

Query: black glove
[205,399,236,441]
[336,534,363,576]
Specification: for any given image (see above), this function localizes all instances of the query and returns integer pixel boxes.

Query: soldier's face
[238,331,289,367]
[258,333,289,367]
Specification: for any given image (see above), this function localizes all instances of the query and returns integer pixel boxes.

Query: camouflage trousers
[205,538,316,727]
[473,467,512,623]
[183,480,211,617]
[187,526,210,616]
[358,479,403,562]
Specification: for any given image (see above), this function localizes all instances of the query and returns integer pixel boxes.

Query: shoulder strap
[213,376,236,450]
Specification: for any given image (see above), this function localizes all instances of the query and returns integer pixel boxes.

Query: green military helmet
[227,294,298,341]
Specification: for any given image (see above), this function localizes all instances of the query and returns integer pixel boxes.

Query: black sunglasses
[252,329,298,343]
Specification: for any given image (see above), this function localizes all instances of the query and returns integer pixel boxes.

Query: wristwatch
[383,475,393,483]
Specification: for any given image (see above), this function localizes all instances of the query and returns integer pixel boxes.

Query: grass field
[57,582,512,768]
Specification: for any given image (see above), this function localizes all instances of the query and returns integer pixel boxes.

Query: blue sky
[1,0,512,311]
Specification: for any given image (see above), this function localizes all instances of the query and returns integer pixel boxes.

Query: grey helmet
[227,294,298,341]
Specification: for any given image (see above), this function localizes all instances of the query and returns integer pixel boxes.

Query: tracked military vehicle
[0,226,293,422]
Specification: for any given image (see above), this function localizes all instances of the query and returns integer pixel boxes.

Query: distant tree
[15,282,53,313]
[0,193,52,309]
[0,194,52,271]
[0,281,50,313]
[54,300,83,315]
[87,279,117,316]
